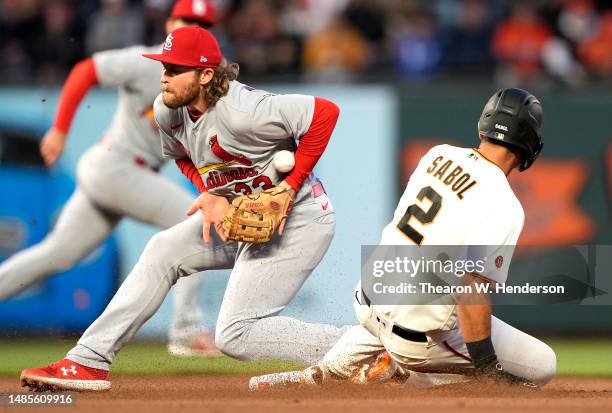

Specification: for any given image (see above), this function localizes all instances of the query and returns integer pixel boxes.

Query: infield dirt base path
[1,376,611,412]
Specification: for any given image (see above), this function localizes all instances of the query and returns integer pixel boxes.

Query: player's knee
[38,236,81,272]
[140,231,179,280]
[214,320,252,360]
[321,329,367,380]
[321,351,353,380]
[141,233,169,262]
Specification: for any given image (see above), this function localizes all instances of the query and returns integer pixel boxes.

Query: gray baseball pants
[66,177,346,369]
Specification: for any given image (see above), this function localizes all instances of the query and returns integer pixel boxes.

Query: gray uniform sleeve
[250,93,315,142]
[153,94,186,160]
[93,45,156,87]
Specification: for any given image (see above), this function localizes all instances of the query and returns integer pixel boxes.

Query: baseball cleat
[20,358,110,392]
[249,365,325,391]
[350,351,403,385]
[167,333,223,357]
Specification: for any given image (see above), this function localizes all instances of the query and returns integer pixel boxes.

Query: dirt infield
[1,376,611,413]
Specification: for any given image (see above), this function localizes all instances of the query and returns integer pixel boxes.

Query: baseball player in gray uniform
[0,0,221,357]
[20,26,347,392]
[250,88,557,391]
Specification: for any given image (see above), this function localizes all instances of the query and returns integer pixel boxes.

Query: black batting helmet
[477,88,543,171]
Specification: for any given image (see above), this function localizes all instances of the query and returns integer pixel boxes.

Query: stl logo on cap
[164,33,174,51]
[193,0,207,15]
[143,26,222,68]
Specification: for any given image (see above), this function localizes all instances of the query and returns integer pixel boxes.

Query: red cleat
[20,358,110,392]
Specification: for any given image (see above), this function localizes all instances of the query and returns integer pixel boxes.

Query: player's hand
[276,180,296,236]
[476,361,538,388]
[186,192,230,243]
[40,127,67,166]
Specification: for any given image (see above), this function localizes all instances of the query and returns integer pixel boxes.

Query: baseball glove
[222,187,294,243]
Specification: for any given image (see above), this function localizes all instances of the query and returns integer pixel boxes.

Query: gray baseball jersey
[65,82,347,370]
[93,44,166,168]
[154,81,315,197]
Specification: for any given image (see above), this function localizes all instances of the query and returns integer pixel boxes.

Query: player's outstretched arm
[41,58,99,166]
[456,274,536,387]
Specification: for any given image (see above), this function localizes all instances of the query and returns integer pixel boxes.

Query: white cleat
[167,333,223,358]
[249,365,325,391]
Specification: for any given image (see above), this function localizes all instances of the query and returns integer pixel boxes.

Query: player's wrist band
[466,336,498,370]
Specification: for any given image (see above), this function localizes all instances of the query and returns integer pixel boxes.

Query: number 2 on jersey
[397,186,442,245]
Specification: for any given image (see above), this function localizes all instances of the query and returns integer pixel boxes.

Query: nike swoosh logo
[170,122,183,130]
[322,202,329,210]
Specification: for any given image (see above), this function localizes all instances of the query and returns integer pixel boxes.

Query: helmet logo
[164,33,174,51]
[494,132,505,140]
[193,0,207,15]
[495,123,508,131]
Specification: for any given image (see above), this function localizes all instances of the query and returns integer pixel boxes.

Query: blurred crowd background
[1,0,611,87]
[0,0,610,337]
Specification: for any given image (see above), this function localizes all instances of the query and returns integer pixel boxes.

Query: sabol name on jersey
[426,156,477,199]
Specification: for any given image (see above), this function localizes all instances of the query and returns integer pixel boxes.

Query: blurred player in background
[0,0,221,357]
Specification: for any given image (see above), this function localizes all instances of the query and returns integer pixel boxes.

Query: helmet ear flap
[518,140,544,171]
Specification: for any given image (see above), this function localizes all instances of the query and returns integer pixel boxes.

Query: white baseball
[273,150,295,173]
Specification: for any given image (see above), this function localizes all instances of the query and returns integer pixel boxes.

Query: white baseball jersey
[376,144,524,332]
[154,81,315,197]
[93,43,165,168]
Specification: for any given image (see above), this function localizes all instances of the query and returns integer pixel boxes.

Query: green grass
[0,339,301,377]
[0,338,610,377]
[549,339,612,377]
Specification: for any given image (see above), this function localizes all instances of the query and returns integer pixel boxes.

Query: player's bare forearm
[456,273,492,342]
[457,301,492,342]
[455,274,535,386]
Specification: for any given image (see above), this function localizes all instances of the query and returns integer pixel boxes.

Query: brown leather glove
[222,186,294,243]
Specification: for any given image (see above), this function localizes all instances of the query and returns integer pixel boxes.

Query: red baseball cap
[143,26,222,68]
[171,0,216,26]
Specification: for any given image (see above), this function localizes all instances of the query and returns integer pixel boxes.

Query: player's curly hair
[202,58,240,106]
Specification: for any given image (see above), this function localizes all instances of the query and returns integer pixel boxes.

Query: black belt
[359,289,428,343]
[391,325,427,343]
